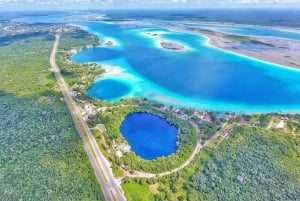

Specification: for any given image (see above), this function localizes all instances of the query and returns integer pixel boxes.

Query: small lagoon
[120,112,177,160]
[87,79,131,102]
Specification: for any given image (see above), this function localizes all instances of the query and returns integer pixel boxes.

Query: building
[237,175,244,184]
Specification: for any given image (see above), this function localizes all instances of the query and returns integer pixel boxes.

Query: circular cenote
[120,112,178,160]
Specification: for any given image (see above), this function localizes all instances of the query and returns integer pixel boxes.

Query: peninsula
[168,24,300,69]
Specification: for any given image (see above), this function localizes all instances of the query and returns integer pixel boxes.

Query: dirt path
[120,119,203,179]
[120,119,229,179]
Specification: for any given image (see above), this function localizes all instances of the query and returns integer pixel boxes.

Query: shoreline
[166,23,300,70]
[203,32,300,70]
[69,24,300,114]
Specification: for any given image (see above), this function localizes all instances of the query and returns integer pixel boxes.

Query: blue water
[74,47,122,62]
[15,11,300,112]
[120,112,177,160]
[71,20,300,112]
[176,22,300,41]
[87,79,131,101]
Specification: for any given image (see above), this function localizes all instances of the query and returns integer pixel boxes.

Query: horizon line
[2,7,300,12]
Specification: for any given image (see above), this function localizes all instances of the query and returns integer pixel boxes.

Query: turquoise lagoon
[72,21,300,113]
[87,79,131,102]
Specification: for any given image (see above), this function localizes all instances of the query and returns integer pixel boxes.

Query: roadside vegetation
[57,25,300,201]
[122,126,300,201]
[91,101,198,173]
[56,27,104,102]
[187,126,300,201]
[57,29,199,174]
[0,23,104,200]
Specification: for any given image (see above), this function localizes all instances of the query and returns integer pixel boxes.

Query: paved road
[50,31,126,201]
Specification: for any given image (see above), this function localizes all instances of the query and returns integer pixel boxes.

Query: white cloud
[0,0,299,8]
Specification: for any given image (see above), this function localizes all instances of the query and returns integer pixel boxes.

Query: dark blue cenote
[120,112,178,160]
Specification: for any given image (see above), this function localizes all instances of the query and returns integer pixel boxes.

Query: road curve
[120,112,227,179]
[121,120,202,179]
[50,31,126,201]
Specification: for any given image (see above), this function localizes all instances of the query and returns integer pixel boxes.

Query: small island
[147,32,159,37]
[104,40,114,46]
[160,41,185,51]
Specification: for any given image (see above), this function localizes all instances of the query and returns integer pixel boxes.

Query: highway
[50,31,126,201]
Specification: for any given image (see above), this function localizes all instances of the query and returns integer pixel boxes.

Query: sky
[0,0,300,10]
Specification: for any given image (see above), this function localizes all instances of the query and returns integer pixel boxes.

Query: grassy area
[0,24,104,200]
[122,182,154,201]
